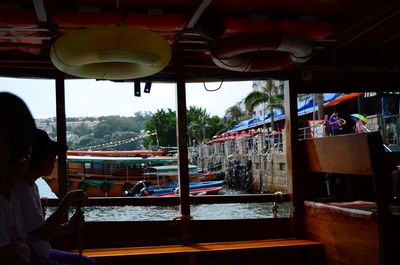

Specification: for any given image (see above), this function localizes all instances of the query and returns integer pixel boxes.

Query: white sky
[0,77,253,119]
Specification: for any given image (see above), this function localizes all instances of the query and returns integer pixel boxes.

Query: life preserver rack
[211,34,313,72]
[0,9,42,54]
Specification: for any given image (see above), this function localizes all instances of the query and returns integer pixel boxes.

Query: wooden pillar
[175,68,191,244]
[284,79,301,237]
[55,71,68,199]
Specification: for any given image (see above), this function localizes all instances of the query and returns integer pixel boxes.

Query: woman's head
[0,93,36,184]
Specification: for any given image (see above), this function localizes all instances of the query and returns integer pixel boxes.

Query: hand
[61,190,88,209]
[66,210,85,234]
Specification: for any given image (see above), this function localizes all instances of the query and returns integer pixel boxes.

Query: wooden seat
[79,238,322,262]
[299,132,400,265]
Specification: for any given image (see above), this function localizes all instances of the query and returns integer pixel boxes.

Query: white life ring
[211,34,313,72]
[50,26,171,80]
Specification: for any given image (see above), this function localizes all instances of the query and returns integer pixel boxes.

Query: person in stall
[15,129,97,265]
[323,114,331,136]
[353,117,366,134]
[329,110,346,136]
[0,92,37,265]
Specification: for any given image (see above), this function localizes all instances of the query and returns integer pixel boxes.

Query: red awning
[325,93,363,107]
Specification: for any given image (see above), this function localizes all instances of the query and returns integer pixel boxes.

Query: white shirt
[14,179,51,258]
[0,191,31,262]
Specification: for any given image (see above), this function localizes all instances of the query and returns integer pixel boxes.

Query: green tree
[224,105,247,122]
[77,135,97,148]
[244,80,284,131]
[143,109,176,148]
[188,115,209,144]
[206,115,225,138]
[223,105,247,132]
[71,123,92,137]
[93,123,113,138]
[187,106,209,145]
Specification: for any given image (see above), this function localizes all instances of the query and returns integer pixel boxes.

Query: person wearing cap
[15,129,96,265]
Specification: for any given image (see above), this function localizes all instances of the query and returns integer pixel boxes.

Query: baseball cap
[31,129,68,160]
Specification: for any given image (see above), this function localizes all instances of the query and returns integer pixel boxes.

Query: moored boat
[43,152,178,197]
[128,180,224,197]
[43,152,221,197]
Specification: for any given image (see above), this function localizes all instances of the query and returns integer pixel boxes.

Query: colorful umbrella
[350,114,367,123]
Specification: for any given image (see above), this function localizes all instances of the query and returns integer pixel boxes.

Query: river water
[37,178,289,221]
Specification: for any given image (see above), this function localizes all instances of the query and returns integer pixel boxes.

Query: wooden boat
[152,187,222,197]
[144,165,219,182]
[43,153,178,197]
[129,180,224,196]
[43,155,219,197]
[2,1,400,264]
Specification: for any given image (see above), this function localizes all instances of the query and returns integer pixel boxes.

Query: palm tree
[188,116,210,144]
[244,80,284,131]
[224,105,246,121]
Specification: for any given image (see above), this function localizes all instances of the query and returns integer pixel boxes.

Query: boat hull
[43,161,219,197]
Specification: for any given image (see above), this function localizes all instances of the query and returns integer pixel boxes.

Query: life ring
[211,34,313,72]
[223,17,332,40]
[0,9,42,54]
[125,13,186,32]
[77,181,88,191]
[52,9,121,29]
[50,26,171,80]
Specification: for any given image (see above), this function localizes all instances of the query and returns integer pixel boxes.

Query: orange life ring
[125,13,186,32]
[0,10,41,54]
[52,9,121,29]
[211,34,313,72]
[223,17,332,40]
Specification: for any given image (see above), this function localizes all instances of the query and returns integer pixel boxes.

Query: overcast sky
[0,78,253,119]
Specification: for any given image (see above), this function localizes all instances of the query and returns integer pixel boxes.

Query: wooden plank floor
[79,238,322,259]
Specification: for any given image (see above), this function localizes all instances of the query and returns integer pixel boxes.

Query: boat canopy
[145,165,198,176]
[67,155,176,165]
[146,165,197,172]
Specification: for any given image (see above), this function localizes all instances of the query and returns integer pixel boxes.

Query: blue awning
[230,93,342,131]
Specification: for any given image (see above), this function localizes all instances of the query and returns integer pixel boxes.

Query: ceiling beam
[186,0,213,29]
[172,0,212,47]
[32,0,47,23]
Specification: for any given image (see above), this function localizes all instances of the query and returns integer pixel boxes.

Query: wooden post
[55,70,68,200]
[175,68,191,244]
[284,79,301,237]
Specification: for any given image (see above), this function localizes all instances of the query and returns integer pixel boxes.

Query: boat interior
[1,0,400,264]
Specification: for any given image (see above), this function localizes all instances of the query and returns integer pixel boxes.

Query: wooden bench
[299,132,400,265]
[78,238,322,264]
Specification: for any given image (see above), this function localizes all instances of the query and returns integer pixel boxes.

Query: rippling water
[38,179,289,221]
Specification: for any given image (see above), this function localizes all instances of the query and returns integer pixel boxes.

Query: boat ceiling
[1,0,400,85]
